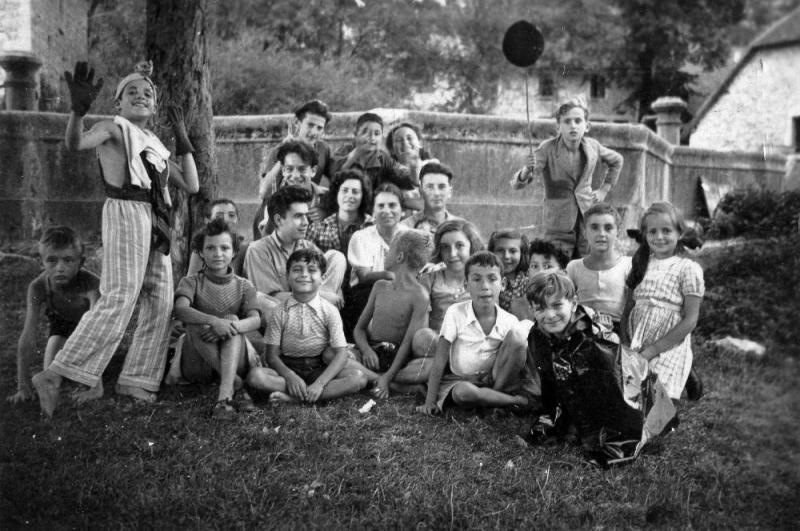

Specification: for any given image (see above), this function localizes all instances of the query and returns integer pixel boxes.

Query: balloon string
[525,72,533,155]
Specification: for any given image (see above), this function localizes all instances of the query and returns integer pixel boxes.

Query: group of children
[9,63,705,455]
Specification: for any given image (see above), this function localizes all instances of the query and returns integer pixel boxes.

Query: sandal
[212,398,237,420]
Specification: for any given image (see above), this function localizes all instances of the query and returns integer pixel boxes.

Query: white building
[687,6,800,155]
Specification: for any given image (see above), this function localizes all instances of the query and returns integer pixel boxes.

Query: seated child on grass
[352,230,436,399]
[187,198,249,277]
[7,226,100,404]
[172,219,261,419]
[508,237,570,320]
[524,270,674,463]
[246,248,367,404]
[488,228,530,320]
[416,251,530,415]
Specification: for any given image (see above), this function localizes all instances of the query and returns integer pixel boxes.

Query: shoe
[212,398,237,420]
[685,368,704,401]
[236,390,257,413]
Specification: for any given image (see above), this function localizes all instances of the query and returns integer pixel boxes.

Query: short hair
[268,185,313,222]
[465,250,503,277]
[487,228,530,274]
[372,182,403,208]
[385,121,432,160]
[583,202,620,226]
[356,112,383,131]
[324,168,372,219]
[528,239,570,269]
[276,139,318,167]
[294,99,331,123]
[391,229,433,270]
[39,225,83,255]
[419,161,454,184]
[526,270,577,307]
[556,95,589,121]
[432,219,484,263]
[286,247,327,275]
[208,198,238,217]
[192,218,240,254]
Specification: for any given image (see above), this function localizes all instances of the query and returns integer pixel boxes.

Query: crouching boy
[246,249,367,404]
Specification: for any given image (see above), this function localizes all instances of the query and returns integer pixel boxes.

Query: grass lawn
[1,239,799,529]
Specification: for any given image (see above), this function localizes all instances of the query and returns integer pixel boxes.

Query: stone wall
[0,109,787,247]
[690,45,800,154]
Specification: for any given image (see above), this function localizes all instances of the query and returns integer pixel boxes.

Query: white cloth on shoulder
[114,116,171,203]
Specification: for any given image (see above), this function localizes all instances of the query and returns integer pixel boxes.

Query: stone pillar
[651,96,687,145]
[0,51,42,110]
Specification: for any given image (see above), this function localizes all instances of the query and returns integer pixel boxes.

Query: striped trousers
[49,199,173,392]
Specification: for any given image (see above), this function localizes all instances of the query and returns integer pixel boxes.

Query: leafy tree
[608,0,746,119]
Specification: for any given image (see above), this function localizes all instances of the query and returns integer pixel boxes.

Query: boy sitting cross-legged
[246,248,367,404]
[351,230,437,399]
[417,251,530,416]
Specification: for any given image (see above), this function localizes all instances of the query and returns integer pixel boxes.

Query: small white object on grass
[359,399,376,413]
[711,337,766,358]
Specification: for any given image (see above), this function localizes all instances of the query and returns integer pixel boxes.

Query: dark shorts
[281,355,326,384]
[47,315,79,339]
[371,341,398,373]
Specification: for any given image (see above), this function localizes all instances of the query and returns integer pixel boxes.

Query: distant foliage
[698,234,800,350]
[709,188,800,238]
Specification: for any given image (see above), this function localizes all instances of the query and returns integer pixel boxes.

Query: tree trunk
[145,0,216,280]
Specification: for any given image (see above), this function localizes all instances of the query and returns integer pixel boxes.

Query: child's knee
[450,383,477,404]
[412,328,437,358]
[246,367,268,388]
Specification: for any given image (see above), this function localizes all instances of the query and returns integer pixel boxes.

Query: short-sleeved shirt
[566,256,632,320]
[244,233,320,295]
[306,213,374,254]
[347,224,409,287]
[175,269,259,319]
[264,295,348,358]
[419,269,471,332]
[439,300,519,378]
[400,209,463,237]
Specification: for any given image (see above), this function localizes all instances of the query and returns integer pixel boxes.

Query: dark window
[590,75,606,99]
[538,75,554,97]
[794,116,800,153]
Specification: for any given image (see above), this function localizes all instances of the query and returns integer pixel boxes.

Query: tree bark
[145,0,216,280]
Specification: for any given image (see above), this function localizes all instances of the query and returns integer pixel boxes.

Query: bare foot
[74,380,104,405]
[268,391,298,405]
[6,388,34,404]
[114,383,157,403]
[32,370,61,418]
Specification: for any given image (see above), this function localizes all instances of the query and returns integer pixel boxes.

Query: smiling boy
[32,61,199,416]
[511,96,623,258]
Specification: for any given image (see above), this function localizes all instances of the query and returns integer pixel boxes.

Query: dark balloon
[502,20,545,68]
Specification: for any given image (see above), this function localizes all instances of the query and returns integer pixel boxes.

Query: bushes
[708,188,800,238]
[697,234,800,350]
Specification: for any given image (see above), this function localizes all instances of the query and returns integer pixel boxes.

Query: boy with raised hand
[351,230,436,399]
[417,251,530,415]
[7,227,100,404]
[335,112,417,193]
[244,185,346,309]
[258,99,334,196]
[510,96,623,259]
[246,248,367,404]
[32,61,199,417]
[401,161,463,237]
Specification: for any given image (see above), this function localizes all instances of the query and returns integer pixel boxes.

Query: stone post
[651,96,687,145]
[0,51,42,110]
